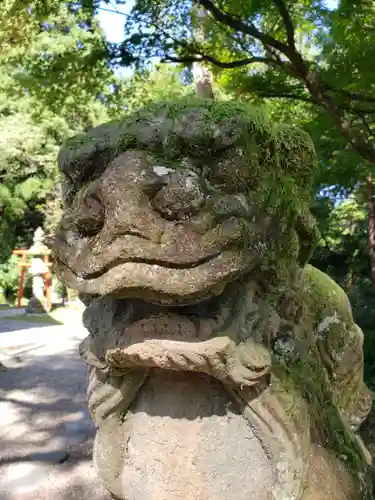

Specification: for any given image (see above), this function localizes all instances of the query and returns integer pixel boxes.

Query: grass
[1,305,84,326]
[1,314,63,325]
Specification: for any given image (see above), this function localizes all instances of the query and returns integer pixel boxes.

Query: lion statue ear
[294,210,320,267]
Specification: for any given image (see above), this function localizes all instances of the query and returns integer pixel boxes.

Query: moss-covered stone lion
[53,99,373,500]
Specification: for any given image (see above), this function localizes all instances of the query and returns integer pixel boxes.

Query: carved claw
[223,361,269,388]
[105,336,271,389]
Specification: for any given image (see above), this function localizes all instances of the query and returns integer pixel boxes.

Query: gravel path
[0,318,111,500]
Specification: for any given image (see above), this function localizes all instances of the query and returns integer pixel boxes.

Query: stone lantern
[26,227,52,313]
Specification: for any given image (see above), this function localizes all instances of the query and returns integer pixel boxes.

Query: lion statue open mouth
[53,99,373,500]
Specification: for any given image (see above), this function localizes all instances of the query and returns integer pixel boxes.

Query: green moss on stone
[288,350,373,498]
[58,98,317,209]
[274,265,374,498]
[303,265,353,324]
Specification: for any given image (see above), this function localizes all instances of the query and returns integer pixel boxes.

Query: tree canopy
[0,0,118,260]
[61,0,374,172]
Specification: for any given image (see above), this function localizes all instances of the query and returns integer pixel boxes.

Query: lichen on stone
[273,264,373,497]
[58,97,317,212]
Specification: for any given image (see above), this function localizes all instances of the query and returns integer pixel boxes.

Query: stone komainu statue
[53,99,373,500]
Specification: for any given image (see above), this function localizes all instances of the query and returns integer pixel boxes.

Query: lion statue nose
[151,169,205,220]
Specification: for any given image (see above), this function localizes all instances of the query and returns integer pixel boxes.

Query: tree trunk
[366,172,375,286]
[192,4,214,99]
[292,59,375,288]
[343,267,355,294]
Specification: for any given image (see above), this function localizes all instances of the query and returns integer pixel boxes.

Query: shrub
[0,254,32,304]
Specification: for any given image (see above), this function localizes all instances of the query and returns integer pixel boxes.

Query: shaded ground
[0,317,111,500]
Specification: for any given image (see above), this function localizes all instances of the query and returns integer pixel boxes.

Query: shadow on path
[0,335,111,500]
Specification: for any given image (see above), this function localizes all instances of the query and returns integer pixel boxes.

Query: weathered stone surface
[53,98,373,500]
[95,372,275,500]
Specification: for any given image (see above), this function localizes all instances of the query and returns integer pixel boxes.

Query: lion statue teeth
[53,99,373,500]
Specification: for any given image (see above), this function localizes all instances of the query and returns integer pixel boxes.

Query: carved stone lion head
[53,99,318,307]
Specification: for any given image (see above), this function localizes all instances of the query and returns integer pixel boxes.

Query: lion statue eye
[75,193,105,237]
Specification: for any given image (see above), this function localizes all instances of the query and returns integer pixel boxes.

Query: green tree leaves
[0,1,121,260]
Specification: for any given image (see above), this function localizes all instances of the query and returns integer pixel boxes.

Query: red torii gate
[12,249,52,310]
